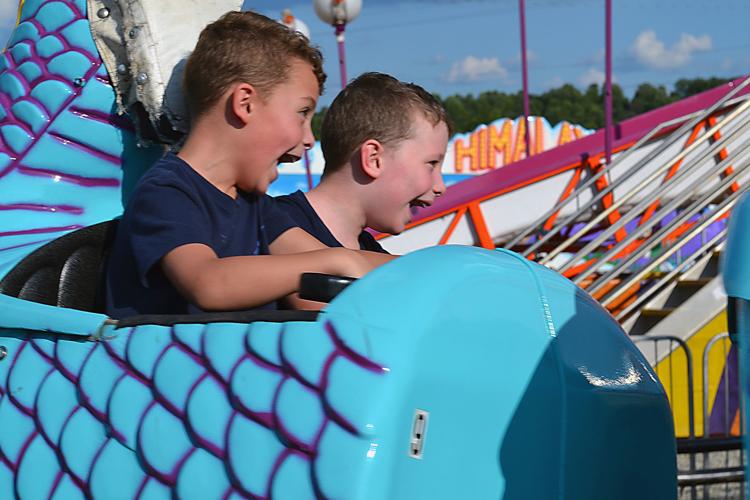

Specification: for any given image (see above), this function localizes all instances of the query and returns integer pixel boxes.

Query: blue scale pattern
[0,0,162,276]
[0,320,386,498]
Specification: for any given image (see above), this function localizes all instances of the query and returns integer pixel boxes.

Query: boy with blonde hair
[106,12,390,318]
[276,72,450,251]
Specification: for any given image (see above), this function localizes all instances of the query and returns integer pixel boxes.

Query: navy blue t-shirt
[275,190,388,253]
[106,153,296,318]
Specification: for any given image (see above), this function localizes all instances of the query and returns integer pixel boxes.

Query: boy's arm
[269,227,396,310]
[161,242,379,311]
[270,227,395,265]
[268,227,328,253]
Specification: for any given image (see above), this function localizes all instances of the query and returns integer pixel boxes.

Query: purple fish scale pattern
[0,0,139,262]
[0,319,387,498]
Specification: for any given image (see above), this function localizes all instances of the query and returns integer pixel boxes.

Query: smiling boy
[106,12,391,318]
[276,72,450,251]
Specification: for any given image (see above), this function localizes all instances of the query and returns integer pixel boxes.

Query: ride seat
[0,221,117,313]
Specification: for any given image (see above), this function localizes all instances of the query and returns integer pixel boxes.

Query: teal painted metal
[0,0,162,279]
[0,293,106,336]
[724,191,750,301]
[0,0,678,497]
[723,189,750,489]
[0,246,677,498]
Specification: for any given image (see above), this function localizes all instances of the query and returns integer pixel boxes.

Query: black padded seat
[0,221,118,313]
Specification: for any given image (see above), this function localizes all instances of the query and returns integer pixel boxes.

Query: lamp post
[313,0,362,89]
[518,0,532,158]
[280,9,314,189]
[604,0,613,165]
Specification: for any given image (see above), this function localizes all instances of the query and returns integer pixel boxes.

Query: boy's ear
[359,139,384,180]
[230,83,258,125]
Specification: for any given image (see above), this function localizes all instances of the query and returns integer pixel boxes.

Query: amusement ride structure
[0,0,746,498]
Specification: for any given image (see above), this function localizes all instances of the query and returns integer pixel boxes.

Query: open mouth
[277,153,301,164]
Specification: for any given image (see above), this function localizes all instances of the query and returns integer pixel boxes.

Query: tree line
[311,77,738,137]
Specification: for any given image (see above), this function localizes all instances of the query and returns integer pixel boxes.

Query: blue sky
[245,0,749,106]
[1,0,747,108]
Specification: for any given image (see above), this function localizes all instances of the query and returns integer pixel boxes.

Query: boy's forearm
[360,249,398,266]
[166,247,360,311]
[283,292,327,311]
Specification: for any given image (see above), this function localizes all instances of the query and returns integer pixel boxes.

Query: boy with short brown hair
[106,12,390,318]
[276,72,451,251]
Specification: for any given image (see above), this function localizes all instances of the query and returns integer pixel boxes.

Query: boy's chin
[375,221,406,235]
[237,172,277,194]
[237,179,264,194]
[269,171,279,185]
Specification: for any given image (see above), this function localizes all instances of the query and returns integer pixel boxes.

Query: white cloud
[444,56,508,83]
[579,68,612,87]
[631,30,712,69]
[721,58,733,71]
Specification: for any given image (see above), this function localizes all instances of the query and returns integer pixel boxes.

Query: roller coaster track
[379,75,750,330]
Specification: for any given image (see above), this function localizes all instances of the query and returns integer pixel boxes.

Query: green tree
[442,95,473,133]
[630,83,673,116]
[672,77,738,100]
[311,76,739,137]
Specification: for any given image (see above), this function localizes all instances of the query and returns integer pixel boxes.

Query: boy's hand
[159,228,398,312]
[339,249,396,278]
[270,227,396,278]
[283,249,396,311]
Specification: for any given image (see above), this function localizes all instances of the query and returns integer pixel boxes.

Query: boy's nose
[433,169,446,197]
[303,122,315,150]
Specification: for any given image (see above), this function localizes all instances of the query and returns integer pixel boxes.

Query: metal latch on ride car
[409,409,429,459]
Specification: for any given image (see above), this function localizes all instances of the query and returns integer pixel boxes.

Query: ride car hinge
[408,409,429,459]
[92,318,119,340]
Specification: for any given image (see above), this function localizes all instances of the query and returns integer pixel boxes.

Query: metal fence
[635,333,745,499]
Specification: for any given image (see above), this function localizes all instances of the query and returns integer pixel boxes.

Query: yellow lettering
[487,121,513,168]
[512,119,527,162]
[477,128,488,170]
[557,121,572,146]
[454,132,479,173]
[535,117,544,154]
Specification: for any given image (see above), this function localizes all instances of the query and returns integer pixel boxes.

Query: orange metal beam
[639,120,705,226]
[590,158,628,242]
[707,116,739,193]
[382,140,638,240]
[376,100,743,249]
[438,206,468,245]
[467,202,495,249]
[542,163,586,231]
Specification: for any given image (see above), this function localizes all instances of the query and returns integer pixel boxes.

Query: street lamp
[313,0,362,89]
[281,8,310,40]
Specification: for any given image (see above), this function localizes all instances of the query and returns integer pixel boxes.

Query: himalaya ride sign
[269,116,592,196]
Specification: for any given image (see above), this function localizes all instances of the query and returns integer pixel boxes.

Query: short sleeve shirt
[274,190,388,253]
[106,153,296,318]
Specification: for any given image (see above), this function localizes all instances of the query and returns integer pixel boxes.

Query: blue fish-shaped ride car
[0,0,677,498]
